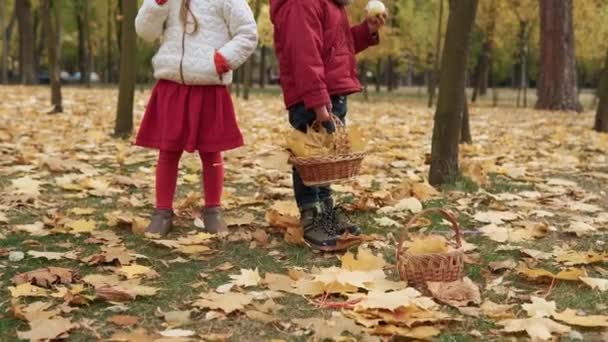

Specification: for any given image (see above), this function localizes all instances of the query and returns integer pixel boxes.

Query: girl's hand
[214,51,231,77]
[367,13,388,33]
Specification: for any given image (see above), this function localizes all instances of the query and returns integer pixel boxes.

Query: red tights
[155,150,223,209]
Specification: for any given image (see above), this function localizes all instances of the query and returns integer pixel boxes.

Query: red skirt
[135,80,244,153]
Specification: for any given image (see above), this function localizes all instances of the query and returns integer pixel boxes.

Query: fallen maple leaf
[109,315,140,327]
[499,317,570,340]
[372,325,441,339]
[164,310,193,328]
[480,300,516,319]
[341,247,386,271]
[522,296,556,318]
[555,250,606,265]
[9,283,50,298]
[516,263,586,282]
[426,277,481,307]
[12,267,79,288]
[64,219,96,234]
[117,264,159,280]
[160,329,195,337]
[473,211,519,225]
[17,317,77,341]
[229,268,262,288]
[293,312,366,341]
[193,292,253,314]
[579,276,608,291]
[552,309,608,327]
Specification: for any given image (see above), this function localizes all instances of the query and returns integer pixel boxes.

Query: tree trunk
[386,56,394,92]
[42,0,62,113]
[114,0,137,137]
[34,8,45,77]
[460,91,472,144]
[258,46,266,89]
[429,0,478,186]
[76,0,91,85]
[594,48,608,133]
[477,40,491,96]
[106,0,113,83]
[16,0,36,84]
[428,0,444,108]
[243,55,254,100]
[536,0,582,112]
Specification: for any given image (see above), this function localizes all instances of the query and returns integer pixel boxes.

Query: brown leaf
[17,317,78,341]
[426,277,481,307]
[109,315,140,327]
[12,267,79,288]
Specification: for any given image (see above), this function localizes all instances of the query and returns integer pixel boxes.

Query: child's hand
[214,51,231,77]
[367,13,388,33]
[314,105,331,122]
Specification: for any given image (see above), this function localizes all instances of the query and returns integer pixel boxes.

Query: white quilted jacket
[135,0,258,85]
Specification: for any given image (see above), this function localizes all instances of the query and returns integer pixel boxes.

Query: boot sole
[303,239,344,252]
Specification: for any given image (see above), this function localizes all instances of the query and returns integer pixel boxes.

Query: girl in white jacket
[134,0,258,237]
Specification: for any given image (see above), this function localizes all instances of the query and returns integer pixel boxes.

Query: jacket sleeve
[218,0,259,69]
[135,0,170,43]
[282,2,330,110]
[351,22,380,54]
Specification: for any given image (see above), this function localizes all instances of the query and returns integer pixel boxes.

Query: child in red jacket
[270,0,386,250]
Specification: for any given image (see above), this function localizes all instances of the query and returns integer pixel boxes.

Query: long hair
[178,0,199,84]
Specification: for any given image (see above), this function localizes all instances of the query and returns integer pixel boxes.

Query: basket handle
[310,115,351,154]
[396,208,463,260]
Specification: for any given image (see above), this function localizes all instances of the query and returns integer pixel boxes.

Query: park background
[1,0,608,341]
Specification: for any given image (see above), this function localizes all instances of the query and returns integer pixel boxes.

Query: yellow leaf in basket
[285,129,331,157]
[408,235,449,254]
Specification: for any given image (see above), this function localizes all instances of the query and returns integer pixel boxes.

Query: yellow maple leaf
[117,264,159,280]
[9,283,50,298]
[552,309,608,327]
[341,247,386,271]
[65,219,96,233]
[229,268,262,288]
[499,317,570,340]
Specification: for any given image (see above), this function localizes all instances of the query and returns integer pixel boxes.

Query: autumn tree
[242,0,261,100]
[429,0,478,186]
[114,0,137,137]
[471,0,498,102]
[16,0,36,84]
[41,0,62,113]
[536,0,581,112]
[0,3,15,84]
[75,0,92,84]
[428,0,444,107]
[595,48,608,133]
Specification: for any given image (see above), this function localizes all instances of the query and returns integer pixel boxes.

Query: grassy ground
[0,86,607,341]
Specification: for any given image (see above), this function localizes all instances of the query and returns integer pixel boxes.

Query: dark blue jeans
[289,95,347,209]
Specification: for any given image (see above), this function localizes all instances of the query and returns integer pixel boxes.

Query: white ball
[366,0,386,17]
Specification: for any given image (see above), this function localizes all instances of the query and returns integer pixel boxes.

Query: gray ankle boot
[202,207,228,234]
[145,209,174,237]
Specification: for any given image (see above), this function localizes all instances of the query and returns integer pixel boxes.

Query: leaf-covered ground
[0,85,607,341]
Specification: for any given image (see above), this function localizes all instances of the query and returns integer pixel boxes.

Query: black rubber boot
[300,203,339,251]
[322,198,362,236]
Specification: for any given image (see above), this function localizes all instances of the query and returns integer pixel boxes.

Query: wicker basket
[396,208,464,286]
[289,115,365,187]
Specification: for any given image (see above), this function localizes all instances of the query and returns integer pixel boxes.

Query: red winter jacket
[270,0,379,109]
